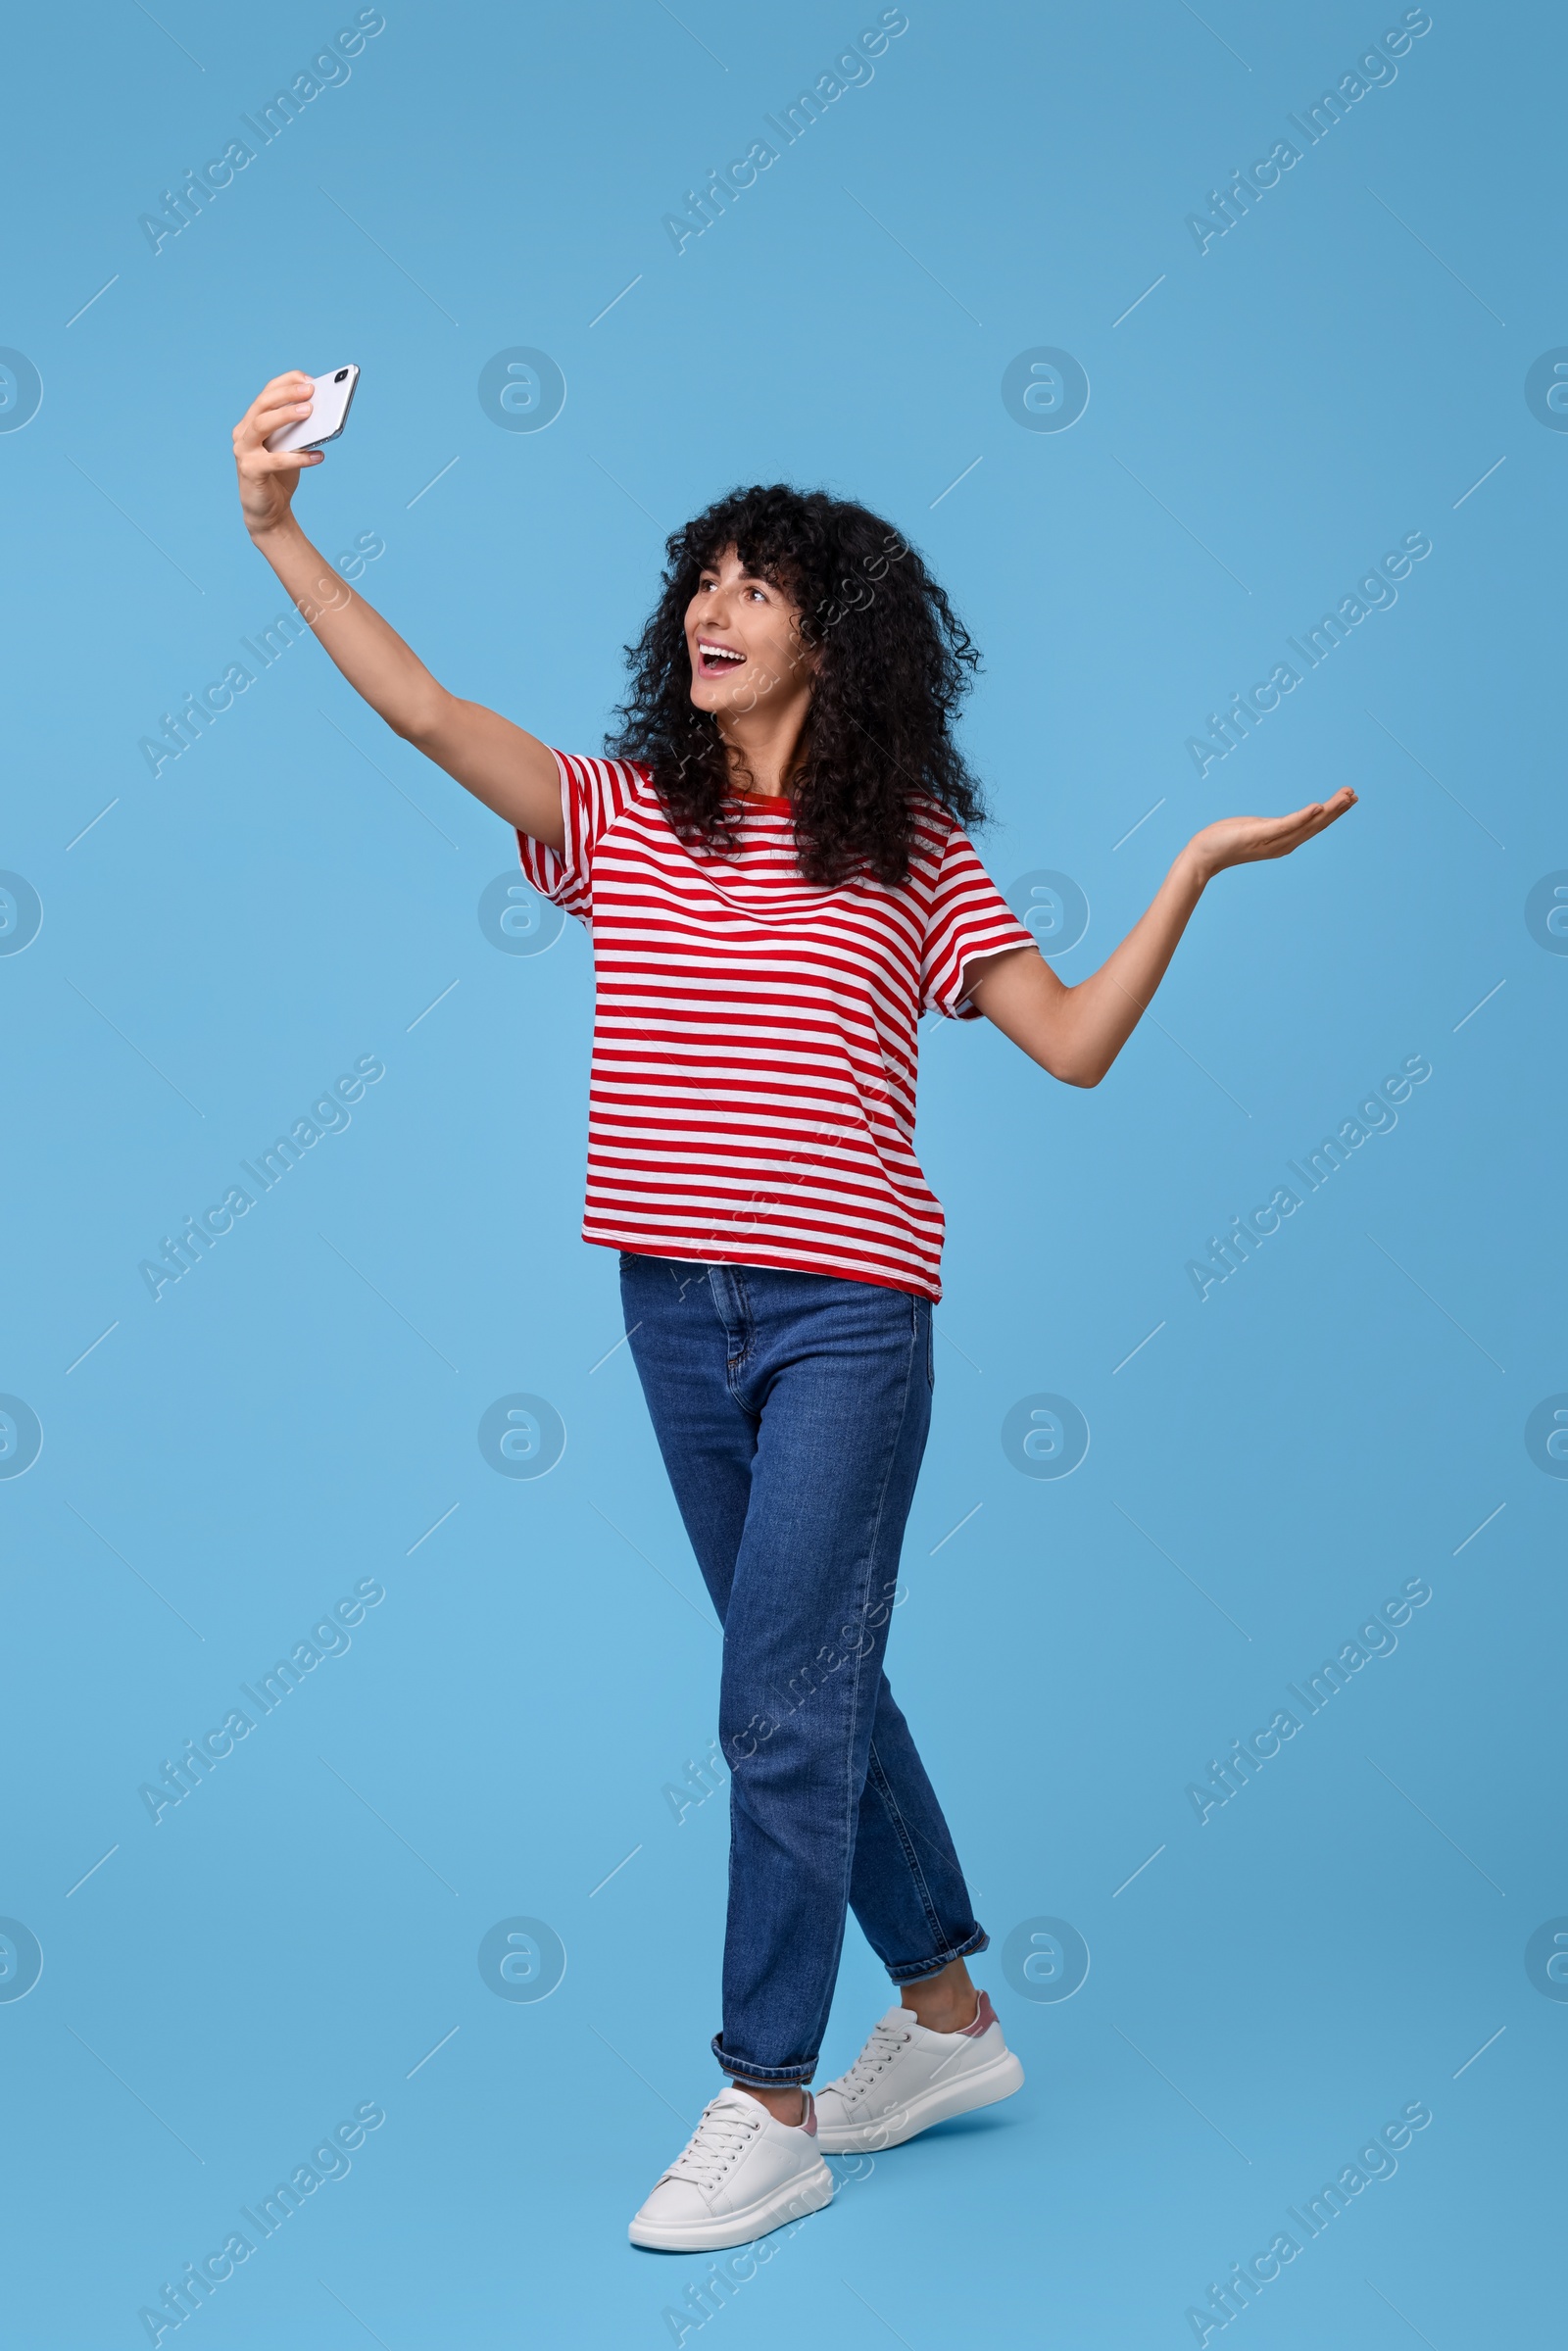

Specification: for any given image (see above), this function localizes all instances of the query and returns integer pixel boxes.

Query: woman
[233,372,1353,2252]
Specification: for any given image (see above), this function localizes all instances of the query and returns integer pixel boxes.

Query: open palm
[1189,786,1357,879]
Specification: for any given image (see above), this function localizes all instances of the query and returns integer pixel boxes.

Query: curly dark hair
[607,483,988,887]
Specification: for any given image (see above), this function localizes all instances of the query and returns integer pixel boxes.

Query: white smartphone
[265,364,360,455]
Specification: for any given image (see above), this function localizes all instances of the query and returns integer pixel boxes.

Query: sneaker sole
[814,2047,1025,2153]
[627,2156,835,2252]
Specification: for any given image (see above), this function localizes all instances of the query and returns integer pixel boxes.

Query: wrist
[1173,840,1213,893]
[246,510,304,551]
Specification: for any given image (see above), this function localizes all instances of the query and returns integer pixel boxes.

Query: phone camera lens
[334,368,348,382]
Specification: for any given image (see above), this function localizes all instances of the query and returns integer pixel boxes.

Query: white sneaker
[813,1990,1024,2153]
[628,2085,834,2252]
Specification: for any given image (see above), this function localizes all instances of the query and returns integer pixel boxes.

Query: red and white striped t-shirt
[517,752,1036,1301]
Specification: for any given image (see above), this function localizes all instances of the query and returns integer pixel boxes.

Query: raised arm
[232,370,564,847]
[965,790,1357,1087]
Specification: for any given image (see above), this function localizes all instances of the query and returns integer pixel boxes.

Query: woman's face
[683,544,812,721]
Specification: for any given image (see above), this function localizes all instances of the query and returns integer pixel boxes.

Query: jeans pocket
[924,1300,935,1390]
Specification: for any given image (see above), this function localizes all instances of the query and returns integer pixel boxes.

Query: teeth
[701,643,744,662]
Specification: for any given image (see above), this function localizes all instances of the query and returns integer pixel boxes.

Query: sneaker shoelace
[664,2098,764,2188]
[838,2018,912,2103]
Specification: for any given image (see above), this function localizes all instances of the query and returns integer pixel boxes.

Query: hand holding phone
[264,364,360,455]
[234,368,361,542]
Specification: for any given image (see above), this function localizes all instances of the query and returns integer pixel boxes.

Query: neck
[717,696,809,800]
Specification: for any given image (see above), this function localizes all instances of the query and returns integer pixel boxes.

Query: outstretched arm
[232,370,564,846]
[964,790,1357,1087]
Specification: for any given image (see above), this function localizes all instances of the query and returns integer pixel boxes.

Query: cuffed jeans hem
[884,1923,990,1986]
[711,2033,816,2086]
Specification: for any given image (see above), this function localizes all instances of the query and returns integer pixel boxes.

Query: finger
[1240,812,1325,859]
[236,431,317,466]
[1276,794,1352,836]
[234,377,316,444]
[240,448,324,475]
[251,389,317,428]
[1264,808,1345,857]
[1243,813,1318,852]
[243,411,315,450]
[235,404,316,453]
[1240,791,1356,858]
[250,374,313,414]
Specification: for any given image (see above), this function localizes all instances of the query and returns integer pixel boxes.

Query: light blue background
[2,2,1561,2344]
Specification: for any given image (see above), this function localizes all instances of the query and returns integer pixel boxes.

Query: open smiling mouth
[697,638,747,677]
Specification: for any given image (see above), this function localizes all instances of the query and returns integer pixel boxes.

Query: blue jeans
[620,1254,988,2085]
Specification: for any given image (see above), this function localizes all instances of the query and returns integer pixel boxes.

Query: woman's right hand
[232,371,324,539]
